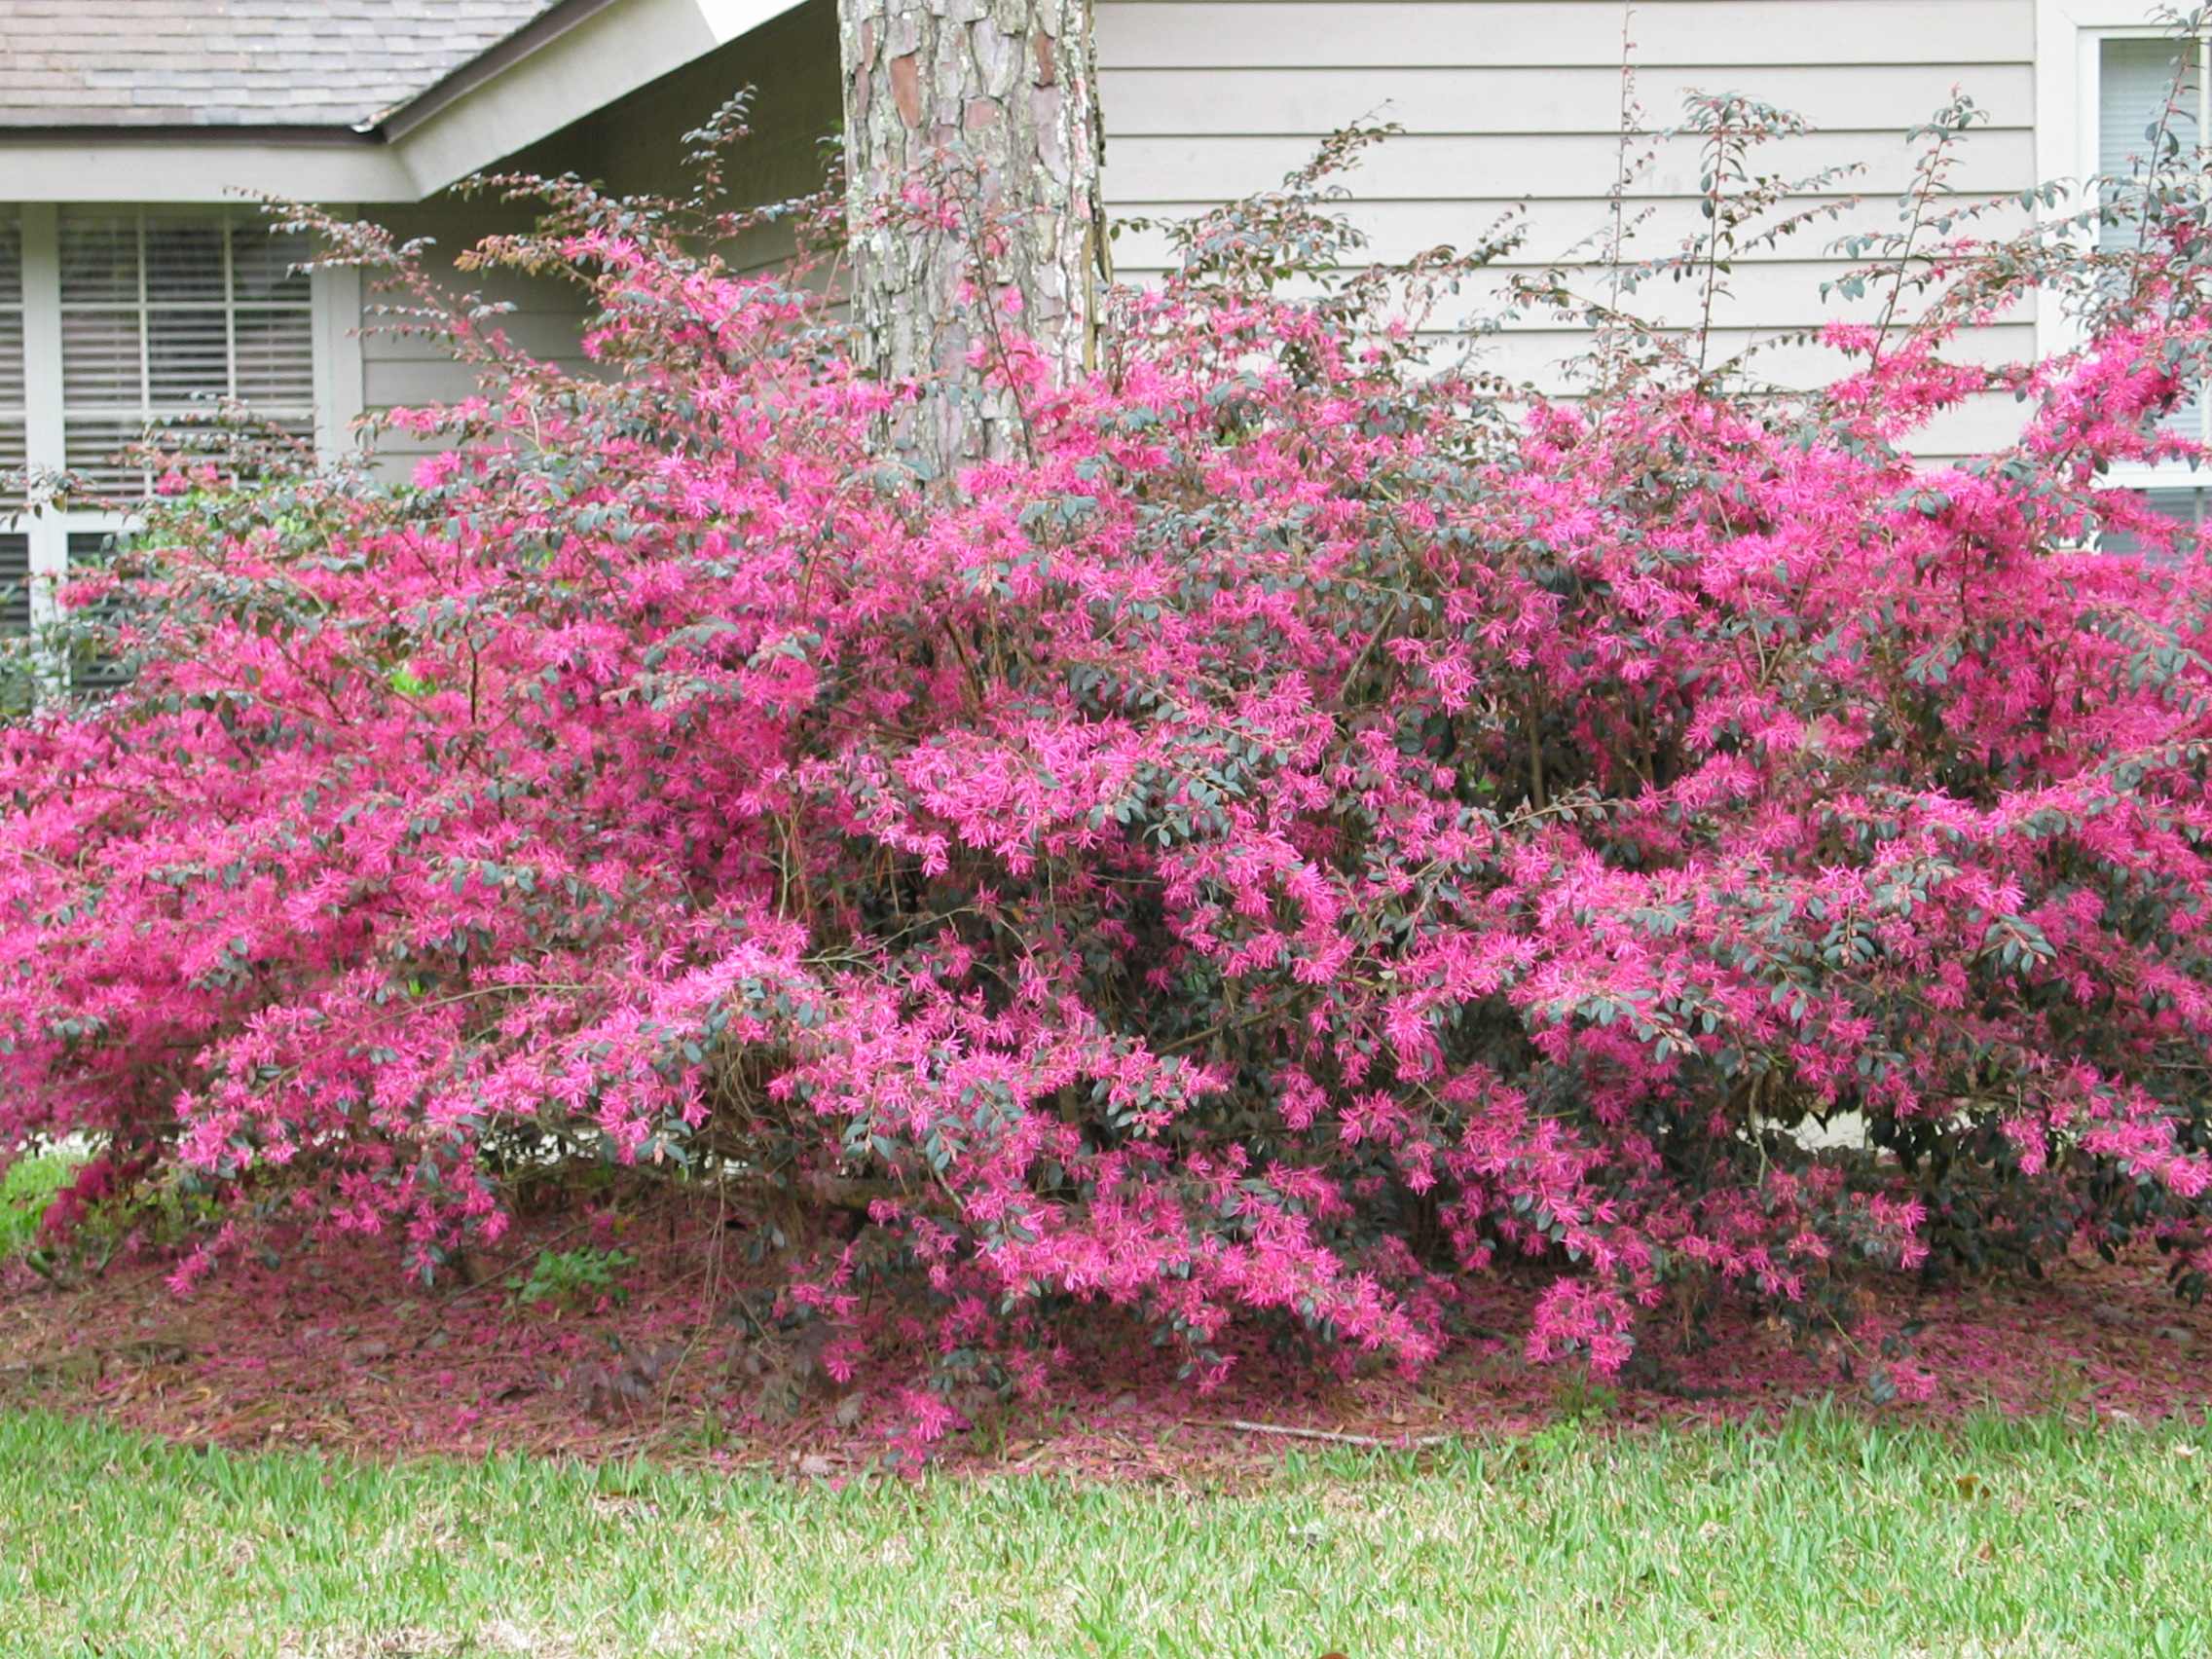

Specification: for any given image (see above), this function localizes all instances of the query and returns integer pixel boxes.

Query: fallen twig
[1188,1417,1454,1448]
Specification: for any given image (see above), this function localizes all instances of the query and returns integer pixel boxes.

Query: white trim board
[311,245,367,461]
[0,141,419,205]
[17,205,62,626]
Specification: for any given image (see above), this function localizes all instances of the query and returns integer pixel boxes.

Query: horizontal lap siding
[1105,130,2033,203]
[357,198,594,468]
[1105,64,2034,134]
[346,0,2041,466]
[1095,0,2040,452]
[1098,0,2028,67]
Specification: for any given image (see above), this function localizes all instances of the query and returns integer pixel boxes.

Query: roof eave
[0,123,385,147]
[364,0,631,142]
[0,130,422,203]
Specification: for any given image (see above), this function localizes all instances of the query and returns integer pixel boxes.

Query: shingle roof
[0,0,560,130]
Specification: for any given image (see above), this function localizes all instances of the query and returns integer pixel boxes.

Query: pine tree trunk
[839,0,1104,477]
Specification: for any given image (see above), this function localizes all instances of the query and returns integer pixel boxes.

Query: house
[0,0,2196,618]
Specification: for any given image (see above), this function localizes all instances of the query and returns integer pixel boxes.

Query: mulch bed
[2,1201,2205,1484]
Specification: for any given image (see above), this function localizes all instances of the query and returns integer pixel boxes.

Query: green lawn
[1,1406,2205,1657]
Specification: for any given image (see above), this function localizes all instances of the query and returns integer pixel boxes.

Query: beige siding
[1095,0,2040,452]
[1105,130,2033,203]
[1099,1,2029,67]
[1105,64,2035,133]
[356,198,592,467]
[344,0,2043,465]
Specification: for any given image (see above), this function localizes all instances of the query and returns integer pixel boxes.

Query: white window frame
[5,202,361,632]
[2037,1,2212,503]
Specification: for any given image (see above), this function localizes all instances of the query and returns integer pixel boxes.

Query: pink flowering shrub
[7,88,2212,1412]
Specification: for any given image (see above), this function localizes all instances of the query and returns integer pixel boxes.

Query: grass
[1,1407,2208,1656]
[0,1152,77,1259]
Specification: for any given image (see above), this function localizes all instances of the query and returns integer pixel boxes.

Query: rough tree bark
[838,0,1105,476]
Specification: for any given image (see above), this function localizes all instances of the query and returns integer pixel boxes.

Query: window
[2099,36,2204,204]
[2031,8,2212,545]
[2037,6,2212,547]
[2100,37,2207,414]
[0,204,321,652]
[2096,34,2210,543]
[0,533,27,717]
[0,535,24,636]
[56,210,314,497]
[62,530,128,695]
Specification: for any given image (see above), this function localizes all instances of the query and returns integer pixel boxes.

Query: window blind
[2100,486,2205,557]
[0,530,28,716]
[56,210,313,498]
[0,533,26,638]
[0,218,22,508]
[2099,38,2210,457]
[64,529,128,693]
[2099,38,2201,201]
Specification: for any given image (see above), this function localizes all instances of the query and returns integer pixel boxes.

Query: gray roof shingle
[0,0,560,130]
